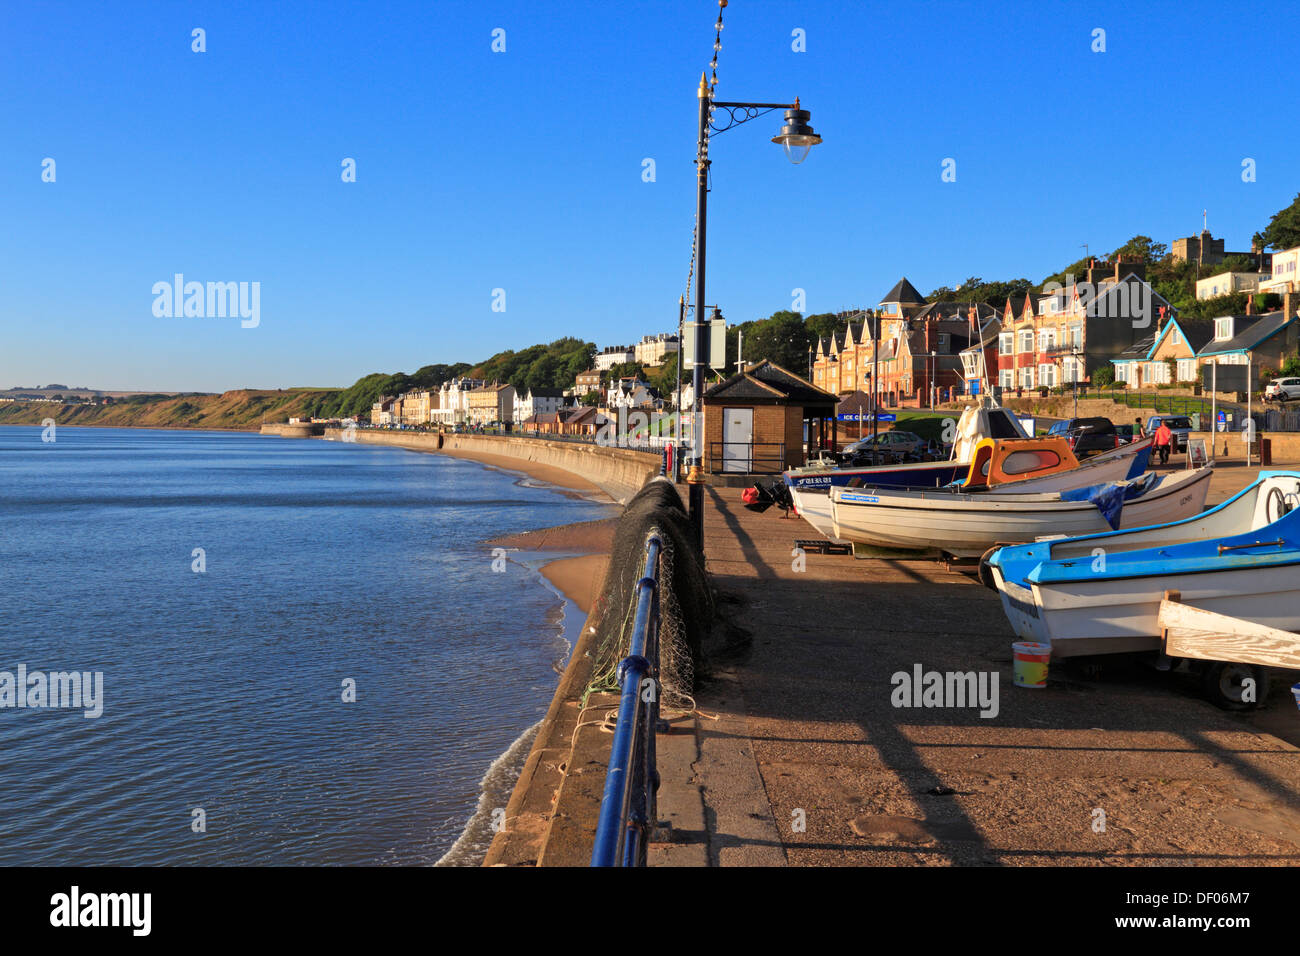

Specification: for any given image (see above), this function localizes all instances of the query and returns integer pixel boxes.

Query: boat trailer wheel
[1200,661,1270,711]
[1266,486,1292,523]
[977,546,1000,591]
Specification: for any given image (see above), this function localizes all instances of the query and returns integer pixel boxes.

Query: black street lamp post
[686,73,822,552]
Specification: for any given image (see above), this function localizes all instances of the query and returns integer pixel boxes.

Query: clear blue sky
[2,0,1295,392]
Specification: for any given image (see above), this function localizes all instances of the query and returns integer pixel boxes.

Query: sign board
[1212,364,1248,393]
[836,412,895,423]
[682,317,728,372]
[1187,437,1208,468]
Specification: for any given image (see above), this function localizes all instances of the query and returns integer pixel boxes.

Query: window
[1115,363,1131,384]
[1215,317,1234,341]
[1018,330,1034,353]
[938,333,949,351]
[1038,364,1057,387]
[998,332,1014,354]
[1000,370,1014,389]
[1069,327,1083,349]
[884,303,899,315]
[1176,359,1197,382]
[1038,329,1057,351]
[1019,367,1035,389]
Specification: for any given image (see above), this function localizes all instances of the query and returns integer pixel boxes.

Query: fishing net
[583,477,712,710]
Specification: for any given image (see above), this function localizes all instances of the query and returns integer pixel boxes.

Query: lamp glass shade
[772,108,821,164]
[780,140,814,164]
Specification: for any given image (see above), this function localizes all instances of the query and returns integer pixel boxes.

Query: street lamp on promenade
[685,72,822,551]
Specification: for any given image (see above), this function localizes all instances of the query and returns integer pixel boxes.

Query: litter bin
[1262,437,1272,466]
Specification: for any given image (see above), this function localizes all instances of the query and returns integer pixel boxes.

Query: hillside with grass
[0,388,341,431]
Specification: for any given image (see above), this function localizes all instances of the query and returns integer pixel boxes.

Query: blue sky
[2,0,1296,392]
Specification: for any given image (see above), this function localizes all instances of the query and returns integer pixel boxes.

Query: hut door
[723,407,753,472]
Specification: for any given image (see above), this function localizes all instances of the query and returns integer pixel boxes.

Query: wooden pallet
[1159,589,1300,669]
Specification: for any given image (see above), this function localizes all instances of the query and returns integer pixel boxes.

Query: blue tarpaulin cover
[1059,473,1157,530]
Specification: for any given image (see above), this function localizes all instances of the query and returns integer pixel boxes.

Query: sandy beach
[488,518,618,615]
[435,447,610,499]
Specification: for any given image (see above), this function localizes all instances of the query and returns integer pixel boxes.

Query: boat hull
[787,438,1150,541]
[995,561,1300,657]
[830,467,1212,559]
[988,470,1300,657]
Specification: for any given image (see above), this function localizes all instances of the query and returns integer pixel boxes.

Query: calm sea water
[0,426,612,865]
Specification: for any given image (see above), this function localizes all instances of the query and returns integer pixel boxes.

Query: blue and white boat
[985,470,1300,658]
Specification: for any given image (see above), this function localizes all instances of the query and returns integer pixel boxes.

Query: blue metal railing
[590,532,664,867]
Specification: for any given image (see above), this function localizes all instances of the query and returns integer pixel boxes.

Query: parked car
[1264,377,1300,403]
[1145,415,1193,452]
[1115,423,1137,445]
[842,430,927,458]
[1043,417,1118,457]
[1058,417,1119,458]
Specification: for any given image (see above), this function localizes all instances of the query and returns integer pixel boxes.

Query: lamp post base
[687,466,705,553]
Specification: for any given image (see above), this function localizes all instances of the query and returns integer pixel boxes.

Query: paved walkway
[654,463,1300,866]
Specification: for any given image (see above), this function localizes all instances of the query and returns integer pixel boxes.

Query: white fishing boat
[984,470,1300,658]
[829,464,1213,559]
[786,425,1152,541]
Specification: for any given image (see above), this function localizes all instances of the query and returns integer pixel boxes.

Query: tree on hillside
[1110,235,1167,263]
[741,310,811,372]
[804,311,850,342]
[1261,192,1300,251]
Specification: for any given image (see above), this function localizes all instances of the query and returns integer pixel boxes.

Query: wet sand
[539,555,610,617]
[488,519,617,615]
[436,447,609,499]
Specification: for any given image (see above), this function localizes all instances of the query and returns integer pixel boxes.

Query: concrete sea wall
[319,429,662,503]
[259,422,324,438]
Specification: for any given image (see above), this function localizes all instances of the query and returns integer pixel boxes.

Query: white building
[431,377,484,425]
[607,378,658,410]
[594,346,635,371]
[513,387,565,424]
[1196,271,1269,300]
[1260,246,1300,296]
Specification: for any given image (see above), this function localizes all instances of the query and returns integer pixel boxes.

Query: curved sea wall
[320,429,662,503]
[260,422,324,438]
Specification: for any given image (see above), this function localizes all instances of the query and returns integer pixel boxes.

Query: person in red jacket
[1154,420,1173,465]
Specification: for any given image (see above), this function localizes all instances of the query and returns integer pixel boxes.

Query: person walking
[1135,417,1145,438]
[1154,419,1173,466]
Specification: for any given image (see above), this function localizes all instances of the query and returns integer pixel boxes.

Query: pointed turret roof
[879,277,924,305]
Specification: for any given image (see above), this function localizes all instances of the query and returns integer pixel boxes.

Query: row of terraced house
[812,247,1300,406]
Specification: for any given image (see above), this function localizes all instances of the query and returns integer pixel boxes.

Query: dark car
[1115,424,1136,444]
[1061,417,1119,458]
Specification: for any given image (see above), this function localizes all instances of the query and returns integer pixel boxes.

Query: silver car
[1265,377,1300,403]
[843,430,926,456]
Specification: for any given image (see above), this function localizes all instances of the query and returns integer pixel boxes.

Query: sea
[0,425,614,865]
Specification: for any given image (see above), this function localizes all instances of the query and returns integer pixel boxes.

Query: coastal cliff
[0,389,339,431]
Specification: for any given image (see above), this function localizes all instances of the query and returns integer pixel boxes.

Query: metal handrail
[591,532,664,867]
